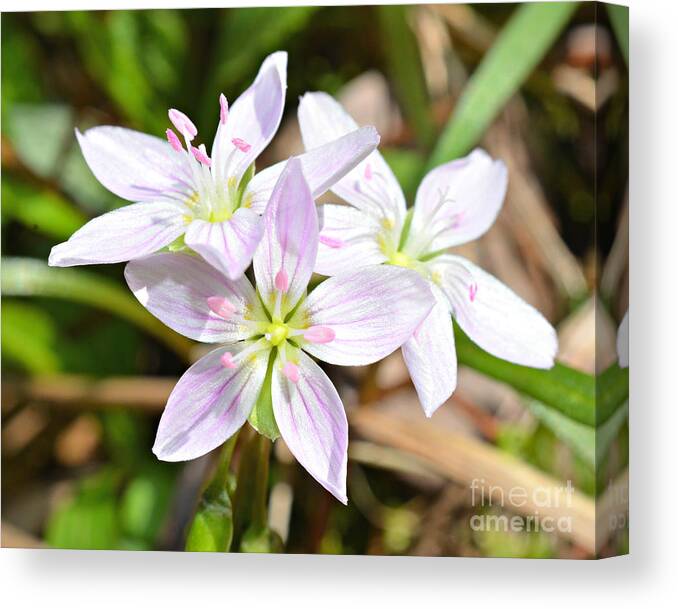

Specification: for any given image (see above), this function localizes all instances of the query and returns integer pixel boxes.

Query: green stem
[231,427,271,547]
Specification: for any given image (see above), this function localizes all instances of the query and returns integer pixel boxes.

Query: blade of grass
[427,2,577,168]
[1,257,193,361]
[377,5,436,149]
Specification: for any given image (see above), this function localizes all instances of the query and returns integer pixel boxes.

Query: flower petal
[76,126,194,202]
[253,158,318,315]
[125,252,263,343]
[299,265,434,366]
[243,126,380,214]
[402,291,457,417]
[617,311,629,368]
[314,204,387,276]
[406,149,508,256]
[271,350,348,503]
[431,255,558,368]
[48,201,186,267]
[184,208,264,280]
[153,345,268,461]
[298,92,406,225]
[211,51,287,182]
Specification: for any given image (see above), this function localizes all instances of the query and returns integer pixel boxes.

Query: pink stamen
[303,326,336,344]
[168,108,197,140]
[219,93,229,125]
[220,352,237,369]
[166,128,183,152]
[207,296,236,319]
[469,283,478,302]
[191,145,212,167]
[274,269,289,292]
[319,235,345,249]
[364,163,373,181]
[232,137,252,153]
[283,361,300,384]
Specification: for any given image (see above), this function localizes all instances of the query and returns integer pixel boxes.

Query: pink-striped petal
[153,345,268,461]
[243,126,380,214]
[406,149,508,256]
[298,92,406,225]
[431,255,558,368]
[253,158,318,316]
[48,201,186,267]
[76,126,194,202]
[125,252,263,343]
[402,291,458,417]
[184,208,264,280]
[314,204,387,276]
[271,350,348,503]
[211,52,287,182]
[298,265,434,366]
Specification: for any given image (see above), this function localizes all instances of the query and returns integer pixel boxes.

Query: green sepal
[166,234,188,253]
[248,351,280,441]
[237,161,256,200]
[184,488,234,552]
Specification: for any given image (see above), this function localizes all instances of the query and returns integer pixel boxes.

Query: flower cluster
[49,52,558,503]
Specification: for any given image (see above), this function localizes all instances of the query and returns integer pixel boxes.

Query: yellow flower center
[265,321,289,347]
[389,251,415,269]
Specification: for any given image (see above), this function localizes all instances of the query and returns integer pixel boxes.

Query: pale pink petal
[406,149,508,257]
[153,345,268,461]
[253,158,318,315]
[243,126,380,214]
[402,291,457,417]
[211,52,287,182]
[271,350,348,503]
[76,127,194,202]
[184,208,264,280]
[431,255,558,368]
[297,92,406,225]
[125,252,263,343]
[314,204,387,276]
[48,201,186,267]
[299,265,434,366]
[617,311,629,368]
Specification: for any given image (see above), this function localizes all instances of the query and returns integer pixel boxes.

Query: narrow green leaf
[454,325,596,426]
[1,257,193,361]
[427,2,577,168]
[527,400,595,466]
[2,179,86,239]
[596,363,629,425]
[606,4,629,66]
[377,5,436,148]
[1,302,61,373]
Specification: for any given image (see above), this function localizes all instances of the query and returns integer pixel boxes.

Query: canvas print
[1,1,628,558]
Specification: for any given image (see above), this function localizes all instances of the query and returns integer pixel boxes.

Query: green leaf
[2,179,86,239]
[4,104,74,177]
[248,352,280,440]
[454,325,596,426]
[427,2,577,169]
[120,468,175,543]
[1,257,193,361]
[46,468,122,550]
[606,4,629,66]
[377,5,436,148]
[1,301,61,373]
[596,363,629,425]
[185,489,234,552]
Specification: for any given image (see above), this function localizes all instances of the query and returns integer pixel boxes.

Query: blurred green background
[1,3,628,557]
